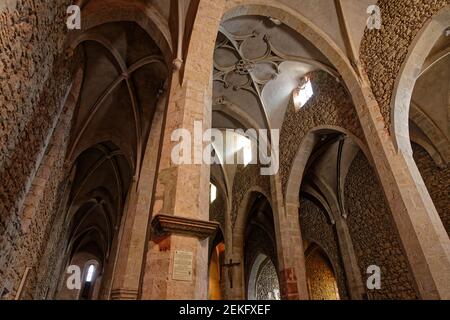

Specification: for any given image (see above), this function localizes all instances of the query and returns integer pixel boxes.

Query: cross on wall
[221,259,240,289]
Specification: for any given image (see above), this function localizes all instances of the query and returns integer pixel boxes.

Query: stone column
[140,0,226,300]
[110,94,167,300]
[334,216,365,300]
[275,192,309,300]
[349,80,450,299]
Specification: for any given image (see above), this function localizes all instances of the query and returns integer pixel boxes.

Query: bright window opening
[86,264,96,283]
[293,78,314,110]
[210,183,217,203]
[236,135,253,166]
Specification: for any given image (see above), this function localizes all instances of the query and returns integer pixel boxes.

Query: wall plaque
[172,250,193,282]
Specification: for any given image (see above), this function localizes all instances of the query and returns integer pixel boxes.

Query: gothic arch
[390,5,450,155]
[285,125,370,207]
[231,188,272,298]
[220,1,368,119]
[234,188,272,253]
[247,253,280,300]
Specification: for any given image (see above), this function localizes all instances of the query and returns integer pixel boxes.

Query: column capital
[151,214,220,240]
[110,288,139,300]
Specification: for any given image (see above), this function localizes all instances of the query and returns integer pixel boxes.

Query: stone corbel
[151,214,220,240]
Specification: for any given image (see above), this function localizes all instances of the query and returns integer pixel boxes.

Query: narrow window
[210,183,217,203]
[293,78,314,110]
[237,135,252,166]
[80,264,96,300]
[85,264,95,282]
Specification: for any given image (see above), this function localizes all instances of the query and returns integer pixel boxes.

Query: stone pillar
[275,198,309,300]
[349,81,450,299]
[334,216,365,300]
[110,94,167,300]
[140,0,226,300]
[224,199,244,300]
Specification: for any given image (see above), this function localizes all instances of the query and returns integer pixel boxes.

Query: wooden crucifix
[221,259,240,289]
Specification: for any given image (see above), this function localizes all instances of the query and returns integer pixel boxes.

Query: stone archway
[65,0,173,64]
[287,126,369,300]
[248,254,280,300]
[389,6,450,239]
[390,5,450,155]
[231,188,272,299]
[285,125,370,207]
[217,1,450,299]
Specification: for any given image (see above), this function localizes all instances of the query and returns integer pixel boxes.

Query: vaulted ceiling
[68,21,168,169]
[65,0,400,219]
[300,132,361,224]
[213,15,336,131]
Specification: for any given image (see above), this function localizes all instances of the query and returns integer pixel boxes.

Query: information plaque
[172,250,193,281]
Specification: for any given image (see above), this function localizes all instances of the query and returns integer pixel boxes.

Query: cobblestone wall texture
[300,197,349,299]
[306,248,340,300]
[0,0,73,299]
[344,151,418,299]
[231,164,270,228]
[360,0,450,129]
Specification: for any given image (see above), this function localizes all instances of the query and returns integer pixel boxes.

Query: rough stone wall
[412,143,450,235]
[0,1,71,216]
[210,189,226,230]
[0,0,74,299]
[0,93,75,299]
[306,250,340,300]
[345,151,418,299]
[280,71,364,195]
[359,0,450,129]
[231,164,270,228]
[299,198,349,299]
[33,176,74,300]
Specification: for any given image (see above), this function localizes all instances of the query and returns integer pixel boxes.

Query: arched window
[236,134,253,166]
[293,77,314,110]
[80,262,98,300]
[210,183,217,203]
[85,264,96,283]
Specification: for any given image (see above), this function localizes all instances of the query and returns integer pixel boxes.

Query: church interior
[0,0,449,300]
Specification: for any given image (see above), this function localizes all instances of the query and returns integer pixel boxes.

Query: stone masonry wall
[345,151,418,299]
[300,197,349,300]
[231,164,270,228]
[413,143,450,235]
[306,249,340,300]
[280,71,364,195]
[210,187,226,230]
[0,0,73,299]
[359,0,450,130]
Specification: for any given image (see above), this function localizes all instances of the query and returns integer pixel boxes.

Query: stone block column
[140,0,226,300]
[109,93,168,300]
[334,216,365,300]
[274,186,309,300]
